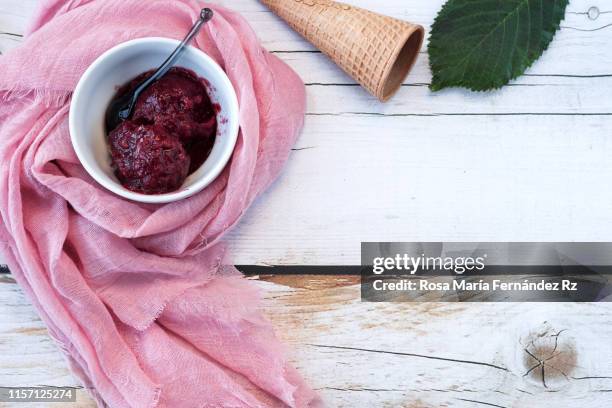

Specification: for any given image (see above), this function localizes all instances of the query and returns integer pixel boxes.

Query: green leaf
[428,0,569,91]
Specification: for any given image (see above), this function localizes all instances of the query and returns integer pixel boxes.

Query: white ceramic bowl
[70,37,239,204]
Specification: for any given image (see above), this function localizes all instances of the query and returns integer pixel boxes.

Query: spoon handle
[135,8,213,95]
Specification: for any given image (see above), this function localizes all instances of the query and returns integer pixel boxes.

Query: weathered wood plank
[0,0,36,37]
[2,0,612,79]
[273,50,612,87]
[2,277,612,407]
[227,114,612,265]
[242,0,612,57]
[304,78,612,115]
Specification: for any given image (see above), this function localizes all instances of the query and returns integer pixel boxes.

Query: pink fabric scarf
[0,0,319,407]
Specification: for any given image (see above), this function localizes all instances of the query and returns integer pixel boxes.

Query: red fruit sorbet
[107,67,217,195]
[109,122,190,194]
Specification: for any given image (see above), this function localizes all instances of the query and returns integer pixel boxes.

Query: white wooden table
[2,0,612,407]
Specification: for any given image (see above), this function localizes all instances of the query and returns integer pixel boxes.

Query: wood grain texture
[2,277,612,407]
[235,0,612,265]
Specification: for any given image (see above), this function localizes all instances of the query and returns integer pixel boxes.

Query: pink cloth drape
[0,0,318,406]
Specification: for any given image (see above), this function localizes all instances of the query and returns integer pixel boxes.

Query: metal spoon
[105,8,214,132]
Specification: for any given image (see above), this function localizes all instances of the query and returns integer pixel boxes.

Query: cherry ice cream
[107,67,217,195]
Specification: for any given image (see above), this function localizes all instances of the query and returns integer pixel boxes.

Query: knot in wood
[520,323,577,390]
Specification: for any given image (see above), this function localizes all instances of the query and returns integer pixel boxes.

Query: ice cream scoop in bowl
[105,8,214,132]
[69,13,239,204]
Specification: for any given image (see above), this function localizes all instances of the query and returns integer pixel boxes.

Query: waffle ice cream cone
[261,0,425,101]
